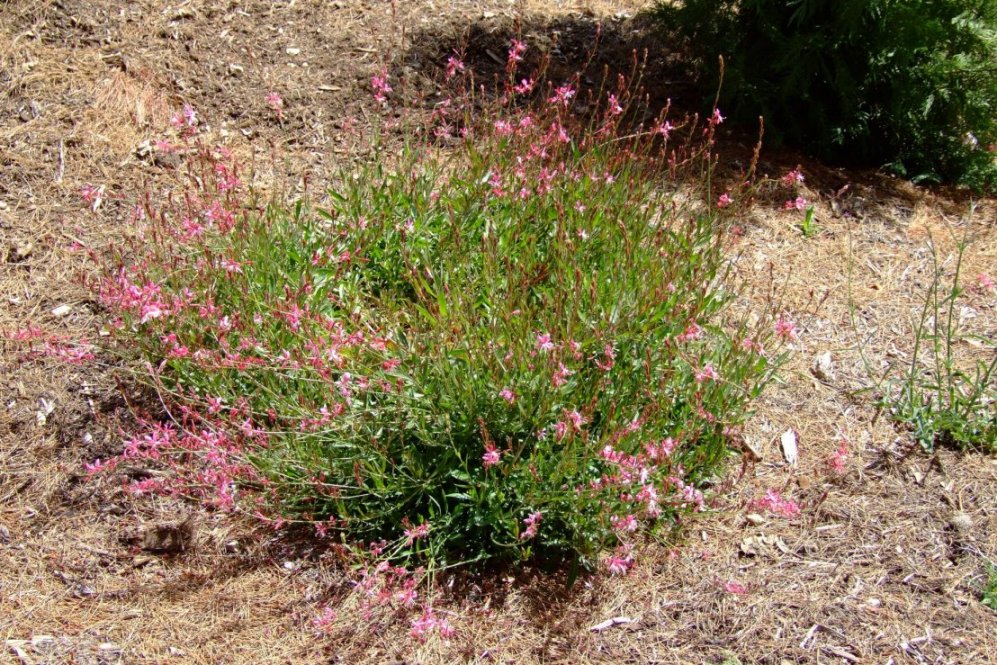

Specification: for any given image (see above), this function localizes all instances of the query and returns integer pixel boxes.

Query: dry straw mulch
[2,1,994,663]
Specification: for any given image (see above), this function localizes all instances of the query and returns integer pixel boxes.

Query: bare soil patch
[2,1,994,663]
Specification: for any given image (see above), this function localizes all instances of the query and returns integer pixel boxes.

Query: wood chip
[743,435,763,461]
[739,533,789,557]
[811,351,834,382]
[821,646,860,662]
[781,429,799,465]
[589,616,635,632]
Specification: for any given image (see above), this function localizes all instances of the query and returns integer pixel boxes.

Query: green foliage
[876,230,996,453]
[983,564,997,611]
[657,0,997,191]
[96,89,783,573]
[800,206,817,238]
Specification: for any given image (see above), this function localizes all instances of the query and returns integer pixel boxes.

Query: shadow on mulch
[405,10,982,210]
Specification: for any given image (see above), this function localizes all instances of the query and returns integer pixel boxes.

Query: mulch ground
[2,1,995,663]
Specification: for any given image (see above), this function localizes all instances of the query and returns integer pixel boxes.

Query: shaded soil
[2,1,995,663]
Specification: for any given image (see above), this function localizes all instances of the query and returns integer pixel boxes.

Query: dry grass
[2,1,995,663]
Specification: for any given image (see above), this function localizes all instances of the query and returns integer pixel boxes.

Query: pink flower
[654,119,674,137]
[606,555,632,575]
[694,363,719,383]
[220,258,243,274]
[682,485,705,511]
[594,344,615,372]
[781,168,805,186]
[606,93,623,116]
[646,437,677,460]
[396,584,418,607]
[828,437,848,474]
[445,55,465,81]
[170,104,199,135]
[410,608,454,641]
[606,544,634,575]
[551,121,570,143]
[499,388,516,404]
[514,78,535,95]
[741,338,764,355]
[784,196,807,211]
[284,304,304,332]
[313,606,337,633]
[404,521,430,545]
[266,91,284,120]
[710,108,725,125]
[553,421,569,440]
[723,580,748,595]
[976,272,995,292]
[552,362,573,388]
[371,68,392,103]
[508,39,527,64]
[751,489,801,518]
[535,332,555,352]
[494,119,513,136]
[548,84,576,107]
[717,193,732,208]
[482,443,502,468]
[565,410,585,431]
[774,314,798,341]
[610,514,638,533]
[520,510,542,540]
[80,184,104,211]
[677,322,704,343]
[84,458,106,475]
[139,302,168,324]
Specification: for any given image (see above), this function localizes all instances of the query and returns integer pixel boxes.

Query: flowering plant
[89,44,788,582]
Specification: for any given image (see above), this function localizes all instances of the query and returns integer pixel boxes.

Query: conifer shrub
[657,0,997,191]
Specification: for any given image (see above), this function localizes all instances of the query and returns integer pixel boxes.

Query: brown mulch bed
[2,1,994,663]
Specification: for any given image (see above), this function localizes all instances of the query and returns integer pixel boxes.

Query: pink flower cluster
[482,442,502,468]
[266,91,284,121]
[750,489,801,518]
[828,435,849,474]
[774,313,798,341]
[170,104,198,136]
[410,607,454,641]
[100,270,171,325]
[520,510,542,540]
[976,272,994,293]
[695,363,720,383]
[404,521,431,546]
[606,543,634,575]
[445,55,465,81]
[508,39,527,66]
[371,68,392,103]
[781,168,805,187]
[548,84,576,108]
[81,184,105,211]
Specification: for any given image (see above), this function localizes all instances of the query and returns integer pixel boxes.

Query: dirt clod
[126,516,196,554]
